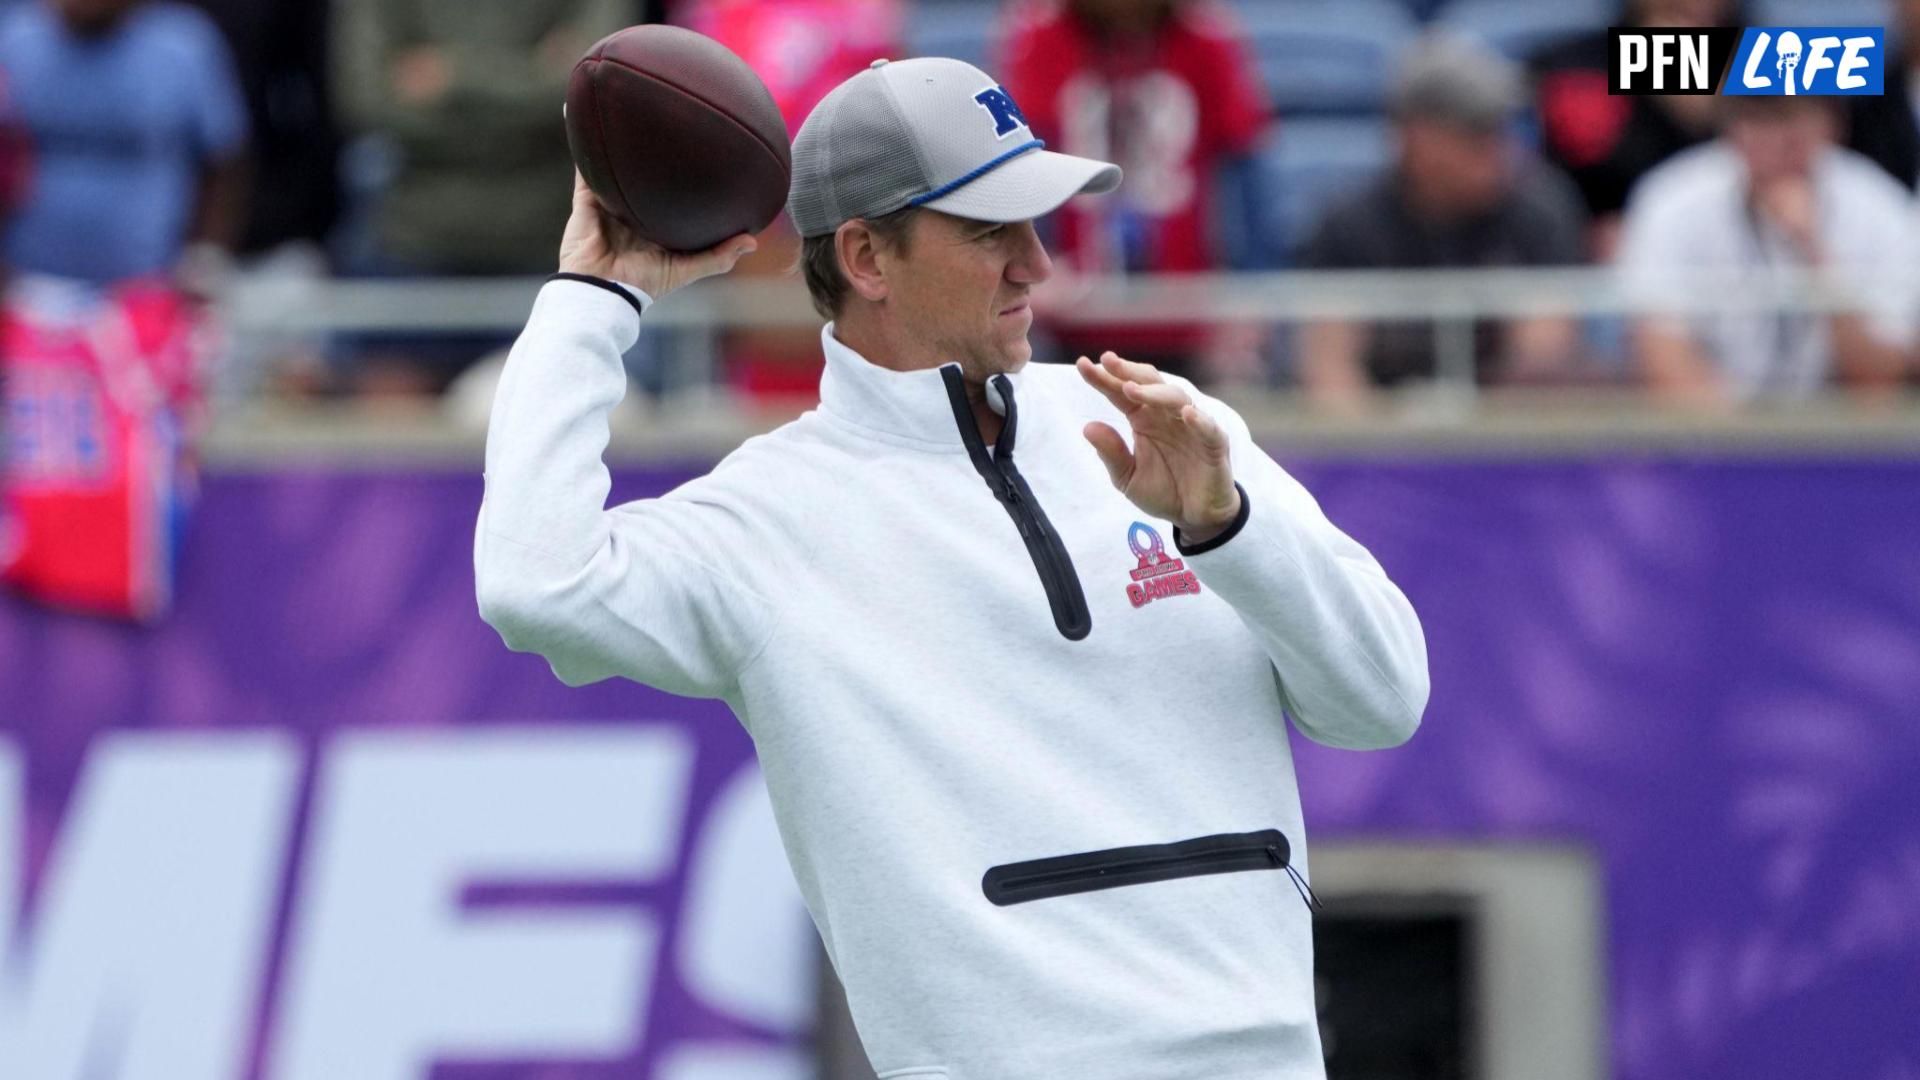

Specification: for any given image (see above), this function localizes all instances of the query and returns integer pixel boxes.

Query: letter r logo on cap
[973,86,1029,138]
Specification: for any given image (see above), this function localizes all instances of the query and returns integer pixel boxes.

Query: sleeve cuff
[545,272,654,320]
[1173,481,1251,556]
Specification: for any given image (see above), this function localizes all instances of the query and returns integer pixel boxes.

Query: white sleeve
[1169,379,1430,750]
[473,278,783,699]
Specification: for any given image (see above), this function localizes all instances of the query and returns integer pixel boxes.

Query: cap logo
[972,86,1029,139]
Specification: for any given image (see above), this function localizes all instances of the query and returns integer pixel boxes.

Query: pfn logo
[1607,26,1885,96]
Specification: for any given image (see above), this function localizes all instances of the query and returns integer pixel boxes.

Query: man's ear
[837,220,890,304]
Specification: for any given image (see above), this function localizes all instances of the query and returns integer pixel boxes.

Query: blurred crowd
[0,0,1918,413]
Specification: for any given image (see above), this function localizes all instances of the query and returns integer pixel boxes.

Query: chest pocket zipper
[941,367,1092,641]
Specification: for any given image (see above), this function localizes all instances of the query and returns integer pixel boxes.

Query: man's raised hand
[1077,352,1242,544]
[558,171,757,300]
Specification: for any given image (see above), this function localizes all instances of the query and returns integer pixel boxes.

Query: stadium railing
[210,265,1920,462]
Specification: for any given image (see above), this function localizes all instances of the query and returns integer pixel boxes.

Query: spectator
[332,0,628,277]
[1532,0,1739,257]
[1846,0,1920,190]
[0,72,27,273]
[1000,0,1271,385]
[682,0,903,401]
[185,0,339,257]
[1298,35,1587,409]
[1618,96,1915,407]
[0,0,248,291]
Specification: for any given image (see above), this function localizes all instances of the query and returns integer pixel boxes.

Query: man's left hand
[1078,352,1241,545]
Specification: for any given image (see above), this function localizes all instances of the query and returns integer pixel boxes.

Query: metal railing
[206,264,1920,461]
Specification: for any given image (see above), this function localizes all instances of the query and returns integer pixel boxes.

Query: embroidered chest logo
[1125,521,1202,608]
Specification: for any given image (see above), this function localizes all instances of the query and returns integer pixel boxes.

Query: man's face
[1399,120,1512,217]
[1728,103,1834,186]
[879,210,1053,381]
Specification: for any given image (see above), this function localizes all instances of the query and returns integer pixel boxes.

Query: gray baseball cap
[1389,34,1524,132]
[787,57,1122,238]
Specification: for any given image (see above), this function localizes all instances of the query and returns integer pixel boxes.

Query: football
[565,25,792,253]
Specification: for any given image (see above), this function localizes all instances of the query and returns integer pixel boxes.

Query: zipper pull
[1001,479,1031,536]
[1282,861,1324,912]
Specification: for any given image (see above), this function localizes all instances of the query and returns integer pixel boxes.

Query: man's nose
[1006,221,1053,285]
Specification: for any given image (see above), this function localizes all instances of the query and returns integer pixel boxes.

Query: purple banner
[3,456,1919,1079]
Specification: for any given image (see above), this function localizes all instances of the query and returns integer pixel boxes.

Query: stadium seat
[1226,0,1419,114]
[1257,117,1393,261]
[1751,0,1891,29]
[907,0,1003,72]
[1431,0,1611,62]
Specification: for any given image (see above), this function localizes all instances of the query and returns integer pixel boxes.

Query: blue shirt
[0,1,246,283]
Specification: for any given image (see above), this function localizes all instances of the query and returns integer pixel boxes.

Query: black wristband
[547,272,645,321]
[1173,481,1251,556]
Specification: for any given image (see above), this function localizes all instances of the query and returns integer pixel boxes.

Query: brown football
[565,25,792,253]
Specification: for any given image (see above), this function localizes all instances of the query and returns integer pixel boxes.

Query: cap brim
[918,148,1121,224]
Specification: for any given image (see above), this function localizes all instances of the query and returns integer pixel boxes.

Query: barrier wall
[3,454,1918,1079]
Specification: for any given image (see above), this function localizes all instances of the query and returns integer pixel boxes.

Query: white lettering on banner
[269,727,694,1080]
[655,1043,814,1080]
[1838,36,1877,89]
[676,763,815,1033]
[1744,30,1779,90]
[1619,35,1648,85]
[0,734,300,1080]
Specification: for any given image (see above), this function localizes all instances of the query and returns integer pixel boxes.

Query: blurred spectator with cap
[0,0,249,292]
[1617,95,1915,406]
[1845,0,1920,190]
[1531,0,1741,258]
[999,0,1272,386]
[1298,34,1587,409]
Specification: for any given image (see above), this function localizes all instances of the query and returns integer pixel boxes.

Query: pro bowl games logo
[1125,521,1202,608]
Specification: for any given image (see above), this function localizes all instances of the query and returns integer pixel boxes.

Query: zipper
[983,829,1304,907]
[941,367,1092,641]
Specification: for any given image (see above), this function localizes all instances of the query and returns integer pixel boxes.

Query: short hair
[797,204,922,319]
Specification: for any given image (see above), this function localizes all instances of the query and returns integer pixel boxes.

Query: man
[1531,0,1738,256]
[0,0,248,292]
[1299,35,1588,407]
[1618,95,1915,405]
[332,0,627,276]
[476,57,1428,1079]
[1000,0,1272,383]
[330,0,627,395]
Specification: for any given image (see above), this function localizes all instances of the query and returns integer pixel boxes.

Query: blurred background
[1,0,1917,1077]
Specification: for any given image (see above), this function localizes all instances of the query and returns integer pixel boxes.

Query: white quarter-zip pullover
[475,278,1430,1080]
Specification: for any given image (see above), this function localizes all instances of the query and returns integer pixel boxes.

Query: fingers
[1099,350,1163,384]
[1083,421,1133,488]
[1121,380,1190,410]
[1076,354,1135,414]
[677,231,759,284]
[1077,350,1176,413]
[1179,403,1230,454]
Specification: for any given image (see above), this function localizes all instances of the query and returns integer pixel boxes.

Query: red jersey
[1001,1,1268,355]
[1,277,208,620]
